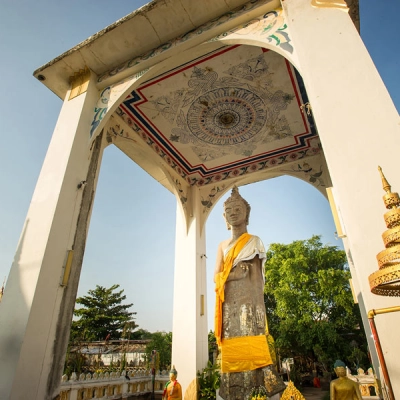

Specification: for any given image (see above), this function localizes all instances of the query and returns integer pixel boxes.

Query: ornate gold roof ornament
[280,381,305,400]
[311,0,348,10]
[368,167,400,296]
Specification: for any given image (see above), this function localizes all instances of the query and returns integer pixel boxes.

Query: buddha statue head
[169,365,178,381]
[223,186,251,230]
[333,360,347,378]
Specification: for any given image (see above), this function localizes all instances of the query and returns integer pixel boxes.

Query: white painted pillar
[282,0,400,395]
[172,187,209,397]
[341,237,380,374]
[0,72,104,399]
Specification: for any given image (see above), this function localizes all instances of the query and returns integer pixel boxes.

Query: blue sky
[0,1,399,333]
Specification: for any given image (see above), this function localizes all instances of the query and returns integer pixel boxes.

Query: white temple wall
[282,0,400,394]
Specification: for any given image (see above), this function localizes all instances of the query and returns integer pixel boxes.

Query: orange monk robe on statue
[163,380,182,400]
[163,367,182,400]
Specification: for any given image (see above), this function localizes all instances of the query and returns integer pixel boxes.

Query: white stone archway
[1,1,399,399]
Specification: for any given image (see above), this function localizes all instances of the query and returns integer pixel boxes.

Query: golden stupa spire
[378,166,391,194]
[368,167,400,296]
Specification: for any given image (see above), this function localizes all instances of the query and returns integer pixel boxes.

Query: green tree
[264,235,368,371]
[71,284,137,341]
[145,331,172,370]
[208,330,217,362]
[131,328,153,340]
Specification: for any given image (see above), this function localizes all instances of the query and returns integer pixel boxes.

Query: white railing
[59,369,169,400]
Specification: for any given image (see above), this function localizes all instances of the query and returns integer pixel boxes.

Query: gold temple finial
[378,166,391,194]
[368,167,400,296]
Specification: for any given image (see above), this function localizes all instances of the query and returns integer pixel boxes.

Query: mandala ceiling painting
[117,44,318,186]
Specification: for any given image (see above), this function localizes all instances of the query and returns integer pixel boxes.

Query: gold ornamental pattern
[382,226,400,247]
[383,208,400,229]
[369,265,400,296]
[368,167,400,296]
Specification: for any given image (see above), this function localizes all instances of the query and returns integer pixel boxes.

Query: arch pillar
[172,186,209,398]
[282,0,400,394]
[0,71,105,399]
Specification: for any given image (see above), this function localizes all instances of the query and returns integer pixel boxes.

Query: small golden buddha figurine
[162,366,182,400]
[330,360,362,400]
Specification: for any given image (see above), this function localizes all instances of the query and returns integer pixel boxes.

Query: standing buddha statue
[214,186,285,399]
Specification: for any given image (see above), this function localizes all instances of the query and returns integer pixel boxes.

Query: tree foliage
[71,284,137,342]
[198,360,220,400]
[208,330,217,362]
[145,331,172,370]
[130,328,153,340]
[264,236,368,371]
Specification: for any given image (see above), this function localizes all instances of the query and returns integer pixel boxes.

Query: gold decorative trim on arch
[69,67,91,100]
[311,0,348,10]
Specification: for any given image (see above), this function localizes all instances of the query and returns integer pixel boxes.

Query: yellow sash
[214,233,251,346]
[221,335,272,373]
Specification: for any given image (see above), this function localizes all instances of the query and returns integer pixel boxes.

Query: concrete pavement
[299,387,328,400]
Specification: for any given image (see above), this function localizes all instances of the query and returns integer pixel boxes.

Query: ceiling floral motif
[116,44,319,187]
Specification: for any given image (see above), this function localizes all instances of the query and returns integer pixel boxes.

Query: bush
[197,361,220,400]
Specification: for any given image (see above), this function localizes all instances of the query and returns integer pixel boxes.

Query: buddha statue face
[334,366,346,378]
[224,200,247,227]
[333,360,347,378]
[170,373,177,382]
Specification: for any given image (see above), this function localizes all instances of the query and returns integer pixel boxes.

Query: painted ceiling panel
[117,44,318,186]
